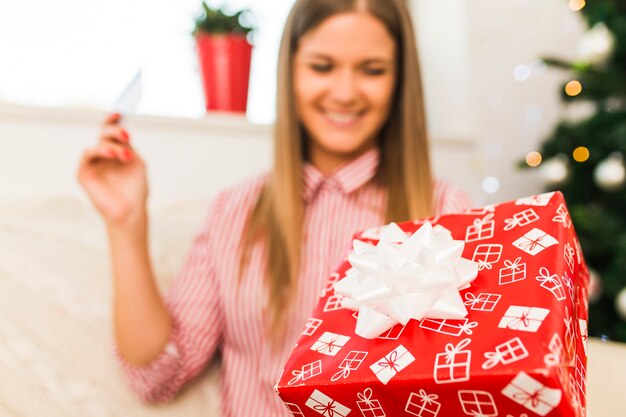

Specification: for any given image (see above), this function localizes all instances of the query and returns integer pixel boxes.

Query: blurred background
[0,0,592,204]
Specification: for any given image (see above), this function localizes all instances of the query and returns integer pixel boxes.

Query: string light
[565,80,583,96]
[526,151,543,167]
[569,0,586,11]
[573,146,590,162]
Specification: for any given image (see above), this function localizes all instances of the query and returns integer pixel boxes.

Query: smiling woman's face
[293,11,397,174]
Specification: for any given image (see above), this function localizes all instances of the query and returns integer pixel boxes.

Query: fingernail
[123,149,133,161]
[120,129,130,142]
[107,112,121,122]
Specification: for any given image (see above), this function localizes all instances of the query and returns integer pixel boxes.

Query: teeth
[325,111,359,123]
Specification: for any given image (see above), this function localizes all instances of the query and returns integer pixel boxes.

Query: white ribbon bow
[333,222,479,339]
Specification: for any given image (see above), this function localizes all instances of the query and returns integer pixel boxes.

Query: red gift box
[276,192,589,417]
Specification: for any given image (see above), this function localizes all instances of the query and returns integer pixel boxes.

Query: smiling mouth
[323,110,364,124]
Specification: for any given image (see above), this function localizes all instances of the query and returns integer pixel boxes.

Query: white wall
[467,0,587,204]
[412,0,474,143]
[0,104,478,206]
[411,0,587,204]
[0,0,588,209]
[0,105,271,207]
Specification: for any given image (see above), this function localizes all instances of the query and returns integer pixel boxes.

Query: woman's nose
[329,70,358,104]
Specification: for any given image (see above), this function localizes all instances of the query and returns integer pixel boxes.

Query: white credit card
[113,70,143,115]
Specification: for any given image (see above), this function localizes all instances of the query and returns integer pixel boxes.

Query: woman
[77,0,471,416]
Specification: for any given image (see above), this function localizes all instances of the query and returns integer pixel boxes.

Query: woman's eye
[310,63,332,73]
[363,67,386,76]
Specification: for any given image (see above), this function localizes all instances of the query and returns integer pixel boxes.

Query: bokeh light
[565,80,583,96]
[482,177,500,194]
[513,64,531,82]
[569,0,586,11]
[573,146,590,162]
[526,151,543,167]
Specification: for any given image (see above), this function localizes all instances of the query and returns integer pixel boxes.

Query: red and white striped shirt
[118,148,471,416]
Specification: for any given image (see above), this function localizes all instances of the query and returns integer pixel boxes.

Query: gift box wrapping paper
[276,192,589,417]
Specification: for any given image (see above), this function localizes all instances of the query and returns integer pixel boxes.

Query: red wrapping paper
[276,192,589,417]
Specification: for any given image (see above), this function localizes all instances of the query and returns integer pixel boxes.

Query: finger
[78,148,117,172]
[103,112,122,125]
[99,124,131,145]
[80,143,133,167]
[98,142,135,162]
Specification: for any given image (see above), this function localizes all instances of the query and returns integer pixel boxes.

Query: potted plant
[193,2,254,113]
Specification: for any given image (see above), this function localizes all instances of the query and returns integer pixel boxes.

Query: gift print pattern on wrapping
[331,350,368,381]
[376,323,406,340]
[463,205,496,215]
[512,228,558,256]
[573,236,583,266]
[498,305,550,333]
[578,319,588,357]
[419,318,477,336]
[564,307,576,358]
[501,372,563,416]
[434,338,472,384]
[302,318,323,336]
[482,337,529,369]
[465,213,495,242]
[535,267,567,301]
[370,344,415,385]
[457,390,498,417]
[356,388,386,417]
[499,257,527,285]
[311,332,351,357]
[472,244,503,270]
[464,292,501,312]
[284,402,305,417]
[405,390,441,417]
[568,378,585,417]
[575,355,587,401]
[564,243,576,274]
[504,208,540,231]
[359,225,390,240]
[288,359,323,386]
[322,273,342,297]
[561,272,575,302]
[544,332,564,368]
[552,204,572,229]
[352,311,406,340]
[306,389,352,417]
[324,295,345,312]
[515,192,556,206]
[412,215,442,226]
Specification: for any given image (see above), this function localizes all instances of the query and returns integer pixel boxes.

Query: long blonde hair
[242,0,433,338]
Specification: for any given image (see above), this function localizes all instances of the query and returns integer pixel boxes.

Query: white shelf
[0,102,272,137]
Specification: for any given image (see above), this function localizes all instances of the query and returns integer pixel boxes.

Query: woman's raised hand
[77,113,149,228]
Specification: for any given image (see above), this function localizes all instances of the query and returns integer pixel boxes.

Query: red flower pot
[196,33,253,113]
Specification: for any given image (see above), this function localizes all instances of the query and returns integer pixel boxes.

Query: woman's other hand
[77,113,148,228]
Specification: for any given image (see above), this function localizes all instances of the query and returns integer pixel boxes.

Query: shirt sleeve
[115,192,226,404]
[434,180,474,214]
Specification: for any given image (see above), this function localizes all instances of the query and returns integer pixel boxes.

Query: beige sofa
[0,197,624,417]
[0,198,220,416]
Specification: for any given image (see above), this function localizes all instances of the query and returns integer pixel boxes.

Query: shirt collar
[302,147,380,202]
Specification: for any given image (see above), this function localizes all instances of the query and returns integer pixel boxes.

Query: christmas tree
[532,0,626,341]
